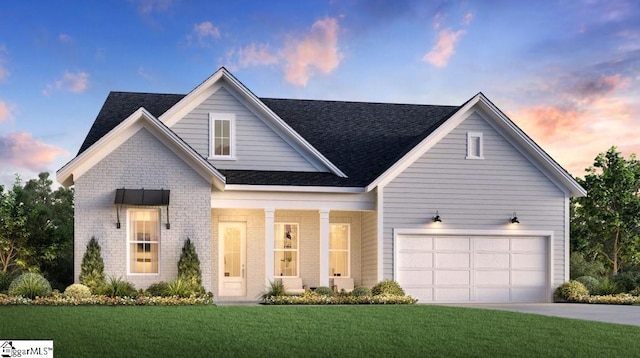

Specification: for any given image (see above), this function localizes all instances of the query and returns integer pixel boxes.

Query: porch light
[510,212,520,224]
[433,211,442,223]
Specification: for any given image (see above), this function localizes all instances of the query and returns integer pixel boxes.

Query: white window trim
[209,113,236,160]
[274,222,300,278]
[126,208,161,276]
[329,223,351,278]
[466,131,484,159]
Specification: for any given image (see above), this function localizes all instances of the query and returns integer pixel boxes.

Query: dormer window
[209,113,236,159]
[466,132,484,159]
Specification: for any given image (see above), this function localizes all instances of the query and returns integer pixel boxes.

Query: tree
[178,238,202,289]
[571,147,640,274]
[79,237,105,293]
[0,177,31,273]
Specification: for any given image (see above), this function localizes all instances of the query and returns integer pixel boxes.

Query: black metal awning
[114,188,170,206]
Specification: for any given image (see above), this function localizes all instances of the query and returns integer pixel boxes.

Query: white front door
[219,222,246,296]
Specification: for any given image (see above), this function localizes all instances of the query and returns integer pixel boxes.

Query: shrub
[8,273,52,299]
[146,282,170,297]
[259,280,286,302]
[596,277,622,295]
[612,272,640,292]
[79,237,106,294]
[0,272,16,294]
[99,276,137,297]
[553,280,588,301]
[64,284,92,298]
[574,276,600,295]
[372,280,405,296]
[351,286,371,297]
[630,287,640,296]
[178,238,203,288]
[166,278,200,298]
[314,286,334,296]
[570,253,606,279]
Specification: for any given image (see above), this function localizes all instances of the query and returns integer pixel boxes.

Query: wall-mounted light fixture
[433,211,442,223]
[510,212,520,224]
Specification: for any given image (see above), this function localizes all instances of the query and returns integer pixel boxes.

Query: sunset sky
[0,0,638,187]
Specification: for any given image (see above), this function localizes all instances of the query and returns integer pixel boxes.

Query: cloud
[133,0,173,14]
[59,33,73,44]
[0,132,68,172]
[235,43,278,68]
[282,17,343,86]
[43,70,89,96]
[422,28,466,67]
[463,11,474,26]
[0,101,14,123]
[571,74,629,103]
[185,21,221,47]
[138,66,153,80]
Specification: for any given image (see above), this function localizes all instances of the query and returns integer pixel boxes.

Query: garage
[395,235,550,303]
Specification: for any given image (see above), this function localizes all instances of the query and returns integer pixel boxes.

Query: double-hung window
[329,224,350,277]
[274,223,299,277]
[129,209,160,274]
[209,113,235,159]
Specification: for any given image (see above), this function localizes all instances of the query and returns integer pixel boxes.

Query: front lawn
[1,305,638,357]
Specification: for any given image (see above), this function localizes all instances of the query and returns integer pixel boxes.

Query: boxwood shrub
[372,280,405,296]
[554,280,588,301]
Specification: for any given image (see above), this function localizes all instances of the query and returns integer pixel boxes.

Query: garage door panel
[476,270,510,285]
[435,270,470,285]
[512,238,546,251]
[435,237,470,250]
[512,270,546,286]
[475,253,510,268]
[435,288,471,301]
[436,253,470,268]
[399,236,433,251]
[398,252,433,269]
[476,288,511,301]
[398,270,432,285]
[475,238,509,251]
[512,288,547,302]
[405,288,433,302]
[512,253,546,269]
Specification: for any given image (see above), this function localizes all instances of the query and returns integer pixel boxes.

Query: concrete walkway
[440,303,640,327]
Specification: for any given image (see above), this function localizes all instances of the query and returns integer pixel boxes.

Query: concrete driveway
[440,303,640,327]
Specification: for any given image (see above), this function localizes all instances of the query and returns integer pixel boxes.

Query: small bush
[99,276,137,297]
[596,277,622,295]
[8,273,53,299]
[553,280,588,301]
[0,272,16,294]
[612,272,640,293]
[64,283,92,298]
[166,278,201,298]
[79,237,106,293]
[351,286,372,297]
[574,276,600,295]
[314,286,334,296]
[259,280,286,302]
[372,280,405,296]
[630,287,640,296]
[146,282,170,297]
[570,253,606,279]
[178,238,203,288]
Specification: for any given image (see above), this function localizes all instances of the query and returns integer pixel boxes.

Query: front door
[218,222,246,296]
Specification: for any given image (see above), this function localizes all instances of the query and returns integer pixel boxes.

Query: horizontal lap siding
[171,87,318,171]
[383,111,567,287]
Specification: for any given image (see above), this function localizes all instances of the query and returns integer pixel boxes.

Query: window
[329,224,350,277]
[274,223,298,277]
[466,132,484,159]
[128,209,160,274]
[209,113,235,159]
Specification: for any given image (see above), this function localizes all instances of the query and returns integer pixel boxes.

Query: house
[57,67,585,303]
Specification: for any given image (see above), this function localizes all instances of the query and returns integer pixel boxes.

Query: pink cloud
[0,132,68,172]
[423,28,465,67]
[236,43,278,68]
[282,17,343,86]
[193,21,220,39]
[463,12,474,25]
[0,101,13,123]
[43,70,89,95]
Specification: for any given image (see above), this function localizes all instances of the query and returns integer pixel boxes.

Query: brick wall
[74,128,212,291]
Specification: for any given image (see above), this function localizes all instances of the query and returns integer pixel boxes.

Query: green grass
[1,305,639,357]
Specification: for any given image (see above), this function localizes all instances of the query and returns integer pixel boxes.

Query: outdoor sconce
[510,212,520,224]
[433,211,442,223]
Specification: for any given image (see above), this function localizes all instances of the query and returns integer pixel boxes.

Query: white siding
[171,87,319,172]
[383,111,568,288]
[74,128,212,291]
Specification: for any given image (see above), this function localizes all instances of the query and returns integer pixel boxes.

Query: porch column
[265,208,275,285]
[319,209,330,287]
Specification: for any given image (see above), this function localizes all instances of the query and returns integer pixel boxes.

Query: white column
[319,209,330,287]
[265,208,275,285]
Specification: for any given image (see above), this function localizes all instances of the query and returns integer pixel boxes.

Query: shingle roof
[79,92,459,187]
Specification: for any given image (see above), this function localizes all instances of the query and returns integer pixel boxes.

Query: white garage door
[396,235,549,303]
